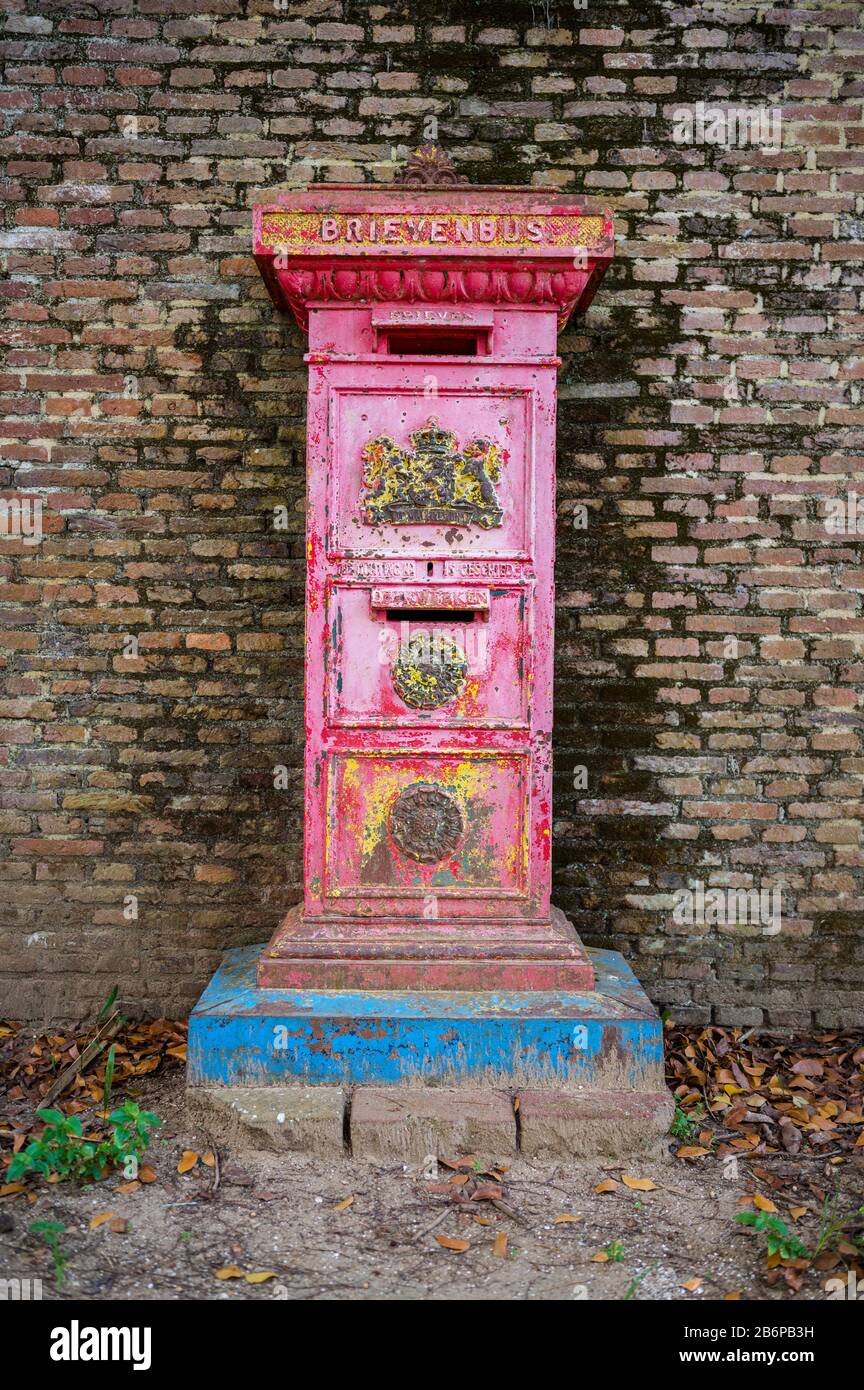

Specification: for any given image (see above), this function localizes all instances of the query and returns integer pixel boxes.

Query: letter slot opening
[382,330,486,356]
[385,608,479,624]
[370,586,491,616]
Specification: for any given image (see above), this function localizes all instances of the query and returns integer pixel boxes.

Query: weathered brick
[0,0,860,1031]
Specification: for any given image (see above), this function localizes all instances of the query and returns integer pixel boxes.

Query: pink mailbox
[252,154,613,992]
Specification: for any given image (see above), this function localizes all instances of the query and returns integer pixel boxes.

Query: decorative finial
[397,142,469,187]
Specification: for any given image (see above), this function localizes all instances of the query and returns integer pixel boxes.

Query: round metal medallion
[392,634,468,709]
[388,783,465,863]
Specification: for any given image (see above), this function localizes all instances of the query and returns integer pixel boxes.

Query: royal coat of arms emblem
[360,418,504,529]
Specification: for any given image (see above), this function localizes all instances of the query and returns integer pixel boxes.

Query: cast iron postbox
[252,155,613,993]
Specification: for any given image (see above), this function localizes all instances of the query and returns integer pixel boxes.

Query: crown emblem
[396,143,469,188]
[360,417,504,530]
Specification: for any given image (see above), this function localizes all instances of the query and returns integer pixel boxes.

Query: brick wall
[1,0,862,1025]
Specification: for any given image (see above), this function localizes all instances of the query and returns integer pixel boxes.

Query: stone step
[187,1084,673,1163]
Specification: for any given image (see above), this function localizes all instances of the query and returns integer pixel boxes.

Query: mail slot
[371,306,493,356]
[327,583,528,728]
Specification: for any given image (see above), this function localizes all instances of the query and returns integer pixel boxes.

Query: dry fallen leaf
[435,1235,470,1253]
[116,1180,140,1196]
[493,1231,508,1259]
[110,1217,127,1234]
[244,1271,277,1284]
[201,1152,216,1168]
[214,1266,245,1280]
[622,1175,657,1192]
[89,1211,115,1231]
[753,1193,777,1214]
[594,1179,618,1195]
[682,1277,702,1292]
[177,1151,198,1175]
[553,1213,581,1224]
[470,1185,503,1202]
[724,1291,742,1301]
[676,1146,710,1160]
[591,1250,609,1263]
[791,1058,823,1077]
[138,1165,156,1184]
[334,1195,354,1212]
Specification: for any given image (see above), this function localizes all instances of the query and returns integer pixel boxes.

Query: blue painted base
[187,945,664,1087]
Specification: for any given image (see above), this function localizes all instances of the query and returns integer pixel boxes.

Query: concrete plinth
[518,1088,673,1161]
[187,1085,345,1157]
[186,943,671,1159]
[350,1087,515,1163]
[188,944,664,1089]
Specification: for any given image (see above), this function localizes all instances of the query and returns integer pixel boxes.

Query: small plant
[8,1101,160,1186]
[110,1100,161,1179]
[670,1100,704,1143]
[815,1191,843,1255]
[31,1220,67,1289]
[10,1111,102,1184]
[102,1043,117,1110]
[735,1210,810,1261]
[605,1239,625,1263]
[623,1262,656,1300]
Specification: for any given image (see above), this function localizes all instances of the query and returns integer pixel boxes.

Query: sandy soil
[1,1072,859,1302]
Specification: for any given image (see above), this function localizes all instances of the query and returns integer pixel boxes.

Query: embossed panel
[322,751,529,908]
[326,583,529,728]
[328,382,534,559]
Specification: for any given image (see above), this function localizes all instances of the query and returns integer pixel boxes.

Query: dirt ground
[2,1070,861,1302]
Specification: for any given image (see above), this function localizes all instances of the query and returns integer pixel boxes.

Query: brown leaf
[89,1211,115,1231]
[492,1231,508,1259]
[682,1277,702,1292]
[813,1252,841,1271]
[622,1175,657,1191]
[753,1193,778,1213]
[435,1235,470,1253]
[470,1185,504,1202]
[594,1179,618,1194]
[334,1195,354,1212]
[177,1150,198,1174]
[214,1266,245,1280]
[590,1250,609,1262]
[109,1217,127,1234]
[244,1271,277,1284]
[553,1213,581,1224]
[138,1165,156,1184]
[791,1058,823,1077]
[676,1146,710,1160]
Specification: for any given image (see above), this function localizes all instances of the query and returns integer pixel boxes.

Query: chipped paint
[189,945,663,1087]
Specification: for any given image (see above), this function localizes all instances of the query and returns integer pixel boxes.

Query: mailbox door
[325,363,542,560]
[326,582,531,729]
